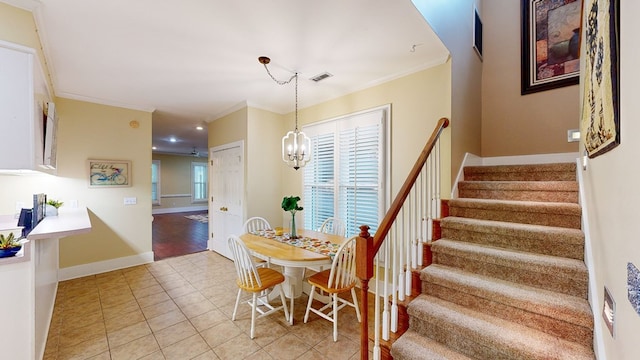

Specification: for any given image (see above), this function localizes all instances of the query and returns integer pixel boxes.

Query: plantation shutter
[303,107,387,236]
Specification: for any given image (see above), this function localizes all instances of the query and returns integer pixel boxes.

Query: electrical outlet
[124,197,137,205]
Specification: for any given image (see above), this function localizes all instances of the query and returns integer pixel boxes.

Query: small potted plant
[0,233,22,258]
[46,199,64,216]
[281,196,303,239]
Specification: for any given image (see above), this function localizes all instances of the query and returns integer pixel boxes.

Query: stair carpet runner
[391,163,595,359]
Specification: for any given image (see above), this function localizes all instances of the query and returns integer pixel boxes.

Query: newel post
[356,225,374,360]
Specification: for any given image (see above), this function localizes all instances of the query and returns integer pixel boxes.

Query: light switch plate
[124,197,137,205]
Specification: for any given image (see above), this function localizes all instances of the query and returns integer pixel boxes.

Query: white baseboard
[58,251,155,281]
[152,205,207,215]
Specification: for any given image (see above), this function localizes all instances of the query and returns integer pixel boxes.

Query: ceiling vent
[310,72,333,82]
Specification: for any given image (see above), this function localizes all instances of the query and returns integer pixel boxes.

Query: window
[303,106,389,236]
[192,162,208,203]
[151,160,161,205]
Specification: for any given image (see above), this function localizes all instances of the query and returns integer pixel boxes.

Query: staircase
[390,162,595,359]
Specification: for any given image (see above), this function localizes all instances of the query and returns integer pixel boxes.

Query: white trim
[576,159,606,360]
[451,152,483,198]
[58,251,155,281]
[152,205,207,215]
[160,193,191,198]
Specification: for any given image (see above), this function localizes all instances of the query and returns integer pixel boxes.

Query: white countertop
[27,207,92,240]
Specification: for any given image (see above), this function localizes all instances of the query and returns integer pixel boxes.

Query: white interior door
[208,142,244,259]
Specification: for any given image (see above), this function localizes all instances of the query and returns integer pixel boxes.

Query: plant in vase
[0,233,22,258]
[281,196,303,239]
[46,199,63,216]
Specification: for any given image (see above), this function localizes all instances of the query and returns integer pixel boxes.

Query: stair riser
[441,227,584,259]
[432,252,588,298]
[463,164,577,182]
[458,189,578,203]
[408,315,522,360]
[422,282,593,347]
[448,206,581,229]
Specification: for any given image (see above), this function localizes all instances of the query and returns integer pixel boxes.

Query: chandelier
[259,56,311,170]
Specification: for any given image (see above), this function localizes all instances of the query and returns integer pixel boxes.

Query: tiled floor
[44,250,368,360]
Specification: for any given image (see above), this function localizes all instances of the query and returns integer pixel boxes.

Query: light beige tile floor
[44,250,370,360]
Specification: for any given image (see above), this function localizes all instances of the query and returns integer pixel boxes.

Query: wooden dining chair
[318,217,346,237]
[242,216,272,233]
[228,235,289,339]
[242,216,272,267]
[303,235,361,342]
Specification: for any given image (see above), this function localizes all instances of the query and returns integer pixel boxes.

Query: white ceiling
[9,0,449,156]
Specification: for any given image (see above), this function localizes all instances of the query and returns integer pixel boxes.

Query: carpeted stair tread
[464,163,576,181]
[391,329,474,360]
[431,239,588,297]
[458,180,578,203]
[421,264,593,329]
[448,198,581,229]
[440,216,584,259]
[408,295,595,360]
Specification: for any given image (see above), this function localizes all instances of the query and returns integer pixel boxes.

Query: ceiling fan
[190,147,202,157]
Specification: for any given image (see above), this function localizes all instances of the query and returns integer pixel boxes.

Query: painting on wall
[88,159,131,187]
[581,0,620,158]
[521,0,582,94]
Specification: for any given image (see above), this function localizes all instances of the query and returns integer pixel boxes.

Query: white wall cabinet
[0,40,54,172]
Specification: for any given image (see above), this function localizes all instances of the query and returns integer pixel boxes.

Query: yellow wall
[282,62,452,205]
[52,98,152,267]
[481,0,579,156]
[581,1,640,358]
[208,107,248,148]
[152,153,207,211]
[246,107,284,227]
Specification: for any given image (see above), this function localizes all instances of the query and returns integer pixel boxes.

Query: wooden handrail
[356,117,449,360]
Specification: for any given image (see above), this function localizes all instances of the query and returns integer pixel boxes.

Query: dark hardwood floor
[152,211,208,261]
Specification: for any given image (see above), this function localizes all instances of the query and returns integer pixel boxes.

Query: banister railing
[356,117,449,360]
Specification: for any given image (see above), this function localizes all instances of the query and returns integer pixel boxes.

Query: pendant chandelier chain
[261,62,300,131]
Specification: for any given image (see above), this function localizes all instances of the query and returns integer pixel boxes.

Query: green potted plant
[46,199,63,216]
[281,196,303,239]
[0,233,22,258]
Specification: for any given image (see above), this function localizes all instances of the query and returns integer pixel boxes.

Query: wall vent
[310,72,333,82]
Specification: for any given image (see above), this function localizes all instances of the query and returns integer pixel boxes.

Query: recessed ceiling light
[169,137,177,143]
[196,125,204,131]
[152,146,157,150]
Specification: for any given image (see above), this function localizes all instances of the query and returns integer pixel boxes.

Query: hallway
[152,211,208,261]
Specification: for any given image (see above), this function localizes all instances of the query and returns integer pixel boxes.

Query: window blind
[303,107,387,236]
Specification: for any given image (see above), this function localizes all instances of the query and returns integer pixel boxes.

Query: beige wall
[481,0,580,157]
[582,1,640,358]
[152,154,207,211]
[412,0,482,181]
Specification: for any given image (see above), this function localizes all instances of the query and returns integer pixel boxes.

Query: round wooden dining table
[239,228,345,323]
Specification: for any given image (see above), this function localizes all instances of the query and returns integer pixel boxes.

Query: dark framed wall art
[473,5,483,60]
[581,0,620,158]
[521,0,582,94]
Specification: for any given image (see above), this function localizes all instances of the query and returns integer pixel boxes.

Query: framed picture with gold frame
[88,159,132,188]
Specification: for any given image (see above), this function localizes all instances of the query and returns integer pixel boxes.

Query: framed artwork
[581,0,620,158]
[521,0,582,94]
[88,159,131,187]
[473,5,483,60]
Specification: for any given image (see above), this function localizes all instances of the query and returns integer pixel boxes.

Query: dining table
[239,228,346,323]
